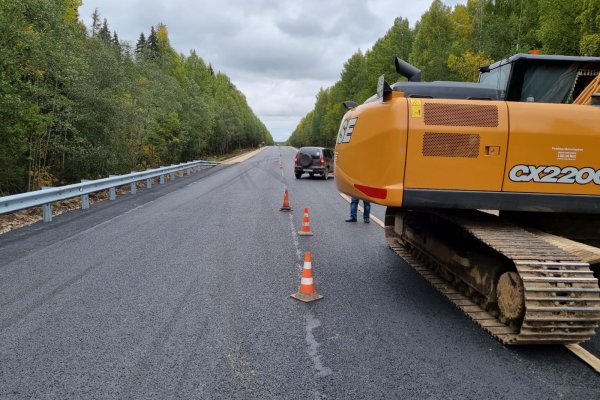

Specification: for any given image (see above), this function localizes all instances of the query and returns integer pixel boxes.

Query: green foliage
[538,0,583,55]
[409,0,454,81]
[448,50,494,82]
[289,0,599,147]
[0,1,272,194]
[578,0,600,55]
[580,34,600,56]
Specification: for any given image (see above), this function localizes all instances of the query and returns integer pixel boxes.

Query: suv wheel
[295,172,302,179]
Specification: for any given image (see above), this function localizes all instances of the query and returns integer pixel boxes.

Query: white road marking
[282,154,332,388]
[338,193,384,228]
[306,313,333,378]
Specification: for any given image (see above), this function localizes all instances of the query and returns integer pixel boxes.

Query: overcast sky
[79,0,464,142]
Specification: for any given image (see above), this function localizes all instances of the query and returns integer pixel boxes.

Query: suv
[294,147,334,180]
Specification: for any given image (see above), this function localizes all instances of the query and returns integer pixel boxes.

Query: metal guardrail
[0,160,219,222]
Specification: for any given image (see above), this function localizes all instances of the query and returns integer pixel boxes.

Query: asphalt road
[1,146,598,399]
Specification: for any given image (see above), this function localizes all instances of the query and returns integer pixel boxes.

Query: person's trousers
[350,197,371,220]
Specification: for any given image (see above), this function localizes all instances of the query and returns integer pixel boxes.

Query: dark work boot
[345,218,357,222]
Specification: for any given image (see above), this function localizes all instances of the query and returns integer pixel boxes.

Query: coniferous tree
[98,18,111,43]
[90,8,101,36]
[135,32,146,54]
[147,26,158,56]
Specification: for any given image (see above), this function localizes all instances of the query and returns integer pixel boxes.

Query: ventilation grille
[422,133,480,158]
[424,103,499,127]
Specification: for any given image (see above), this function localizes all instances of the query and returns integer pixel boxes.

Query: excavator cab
[478,54,600,104]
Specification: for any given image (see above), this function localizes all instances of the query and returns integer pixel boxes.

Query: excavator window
[508,62,581,103]
[505,59,600,104]
[479,63,511,96]
[479,55,600,104]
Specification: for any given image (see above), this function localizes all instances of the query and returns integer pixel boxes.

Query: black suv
[294,147,334,180]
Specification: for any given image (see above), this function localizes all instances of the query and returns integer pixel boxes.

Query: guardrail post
[41,186,52,222]
[108,176,117,200]
[159,175,165,185]
[42,203,52,222]
[130,178,137,194]
[81,180,90,210]
[146,178,152,189]
[170,172,176,180]
[185,168,191,176]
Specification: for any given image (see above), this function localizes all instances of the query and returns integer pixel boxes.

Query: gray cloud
[79,0,465,141]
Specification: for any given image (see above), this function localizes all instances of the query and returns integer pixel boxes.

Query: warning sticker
[410,99,423,118]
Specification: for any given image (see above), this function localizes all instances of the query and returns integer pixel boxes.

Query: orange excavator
[335,53,600,344]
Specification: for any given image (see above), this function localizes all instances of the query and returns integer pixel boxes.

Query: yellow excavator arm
[574,73,600,105]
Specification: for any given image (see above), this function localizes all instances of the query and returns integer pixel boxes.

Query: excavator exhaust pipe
[395,57,421,82]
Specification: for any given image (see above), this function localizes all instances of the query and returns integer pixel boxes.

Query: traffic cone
[298,208,314,236]
[280,188,292,211]
[291,251,323,302]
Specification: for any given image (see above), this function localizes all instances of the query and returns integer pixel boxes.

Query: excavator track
[385,209,600,345]
[531,230,600,285]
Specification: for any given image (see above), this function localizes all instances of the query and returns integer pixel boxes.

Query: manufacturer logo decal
[509,165,600,185]
[336,117,357,144]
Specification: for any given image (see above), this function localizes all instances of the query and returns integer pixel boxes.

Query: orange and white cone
[298,208,314,236]
[291,251,323,302]
[280,188,292,211]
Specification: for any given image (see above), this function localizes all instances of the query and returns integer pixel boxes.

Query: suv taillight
[320,156,325,165]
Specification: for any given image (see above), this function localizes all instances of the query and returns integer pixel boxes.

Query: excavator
[335,53,600,344]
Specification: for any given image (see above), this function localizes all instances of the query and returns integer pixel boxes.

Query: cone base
[297,230,314,236]
[280,206,293,211]
[291,292,323,302]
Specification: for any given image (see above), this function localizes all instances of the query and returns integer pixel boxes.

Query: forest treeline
[288,0,600,148]
[0,0,272,195]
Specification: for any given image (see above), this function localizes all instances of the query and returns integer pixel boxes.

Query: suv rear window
[299,148,321,158]
[300,148,320,156]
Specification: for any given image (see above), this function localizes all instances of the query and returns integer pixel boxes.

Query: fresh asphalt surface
[1,146,599,399]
